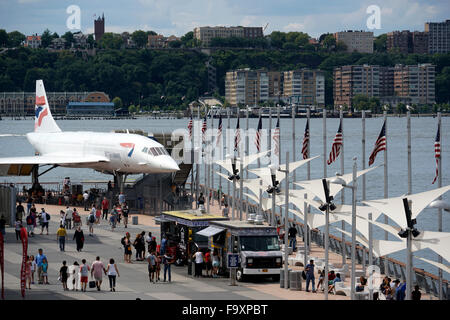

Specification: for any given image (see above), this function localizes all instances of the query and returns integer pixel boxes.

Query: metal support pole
[239,160,243,221]
[246,108,249,220]
[340,110,345,266]
[437,112,443,300]
[232,178,236,220]
[324,199,329,300]
[271,190,276,227]
[323,108,327,178]
[292,105,296,190]
[350,158,357,301]
[227,109,231,206]
[407,111,411,195]
[306,108,311,254]
[406,230,412,300]
[383,111,388,240]
[283,152,290,290]
[362,110,366,201]
[368,212,373,300]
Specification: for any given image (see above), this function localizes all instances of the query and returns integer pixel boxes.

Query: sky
[0,0,449,38]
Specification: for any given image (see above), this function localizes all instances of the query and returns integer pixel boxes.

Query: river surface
[0,116,449,279]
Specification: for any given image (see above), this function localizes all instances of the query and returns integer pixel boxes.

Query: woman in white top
[67,261,81,291]
[106,258,120,292]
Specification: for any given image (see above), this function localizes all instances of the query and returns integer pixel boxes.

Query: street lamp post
[278,152,289,290]
[268,164,281,226]
[331,157,357,300]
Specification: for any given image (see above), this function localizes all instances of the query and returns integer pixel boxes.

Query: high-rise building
[333,65,380,107]
[334,30,374,53]
[94,13,105,42]
[282,69,325,105]
[387,30,428,54]
[425,20,450,53]
[194,26,263,46]
[225,69,269,106]
[394,64,435,105]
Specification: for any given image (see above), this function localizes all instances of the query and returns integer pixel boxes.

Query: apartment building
[333,65,380,107]
[387,30,428,54]
[282,69,325,105]
[425,20,450,53]
[394,64,435,105]
[334,30,373,53]
[194,26,263,46]
[225,69,269,106]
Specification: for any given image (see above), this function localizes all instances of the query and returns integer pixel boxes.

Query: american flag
[302,120,309,159]
[432,125,441,184]
[187,114,193,139]
[216,114,222,147]
[234,115,240,151]
[369,120,386,166]
[255,116,262,152]
[273,118,280,156]
[202,115,207,143]
[327,121,343,165]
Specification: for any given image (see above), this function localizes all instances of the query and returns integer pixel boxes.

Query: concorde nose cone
[157,156,180,172]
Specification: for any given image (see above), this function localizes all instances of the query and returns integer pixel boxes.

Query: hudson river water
[0,116,448,279]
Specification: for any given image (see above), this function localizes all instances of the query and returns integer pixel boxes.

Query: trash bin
[132,216,138,225]
[289,271,302,291]
[280,269,291,288]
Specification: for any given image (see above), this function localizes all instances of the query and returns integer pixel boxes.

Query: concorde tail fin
[34,80,61,133]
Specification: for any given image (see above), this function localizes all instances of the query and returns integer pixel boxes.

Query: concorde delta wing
[0,154,109,176]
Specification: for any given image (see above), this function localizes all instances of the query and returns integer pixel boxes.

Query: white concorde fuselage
[26,131,180,174]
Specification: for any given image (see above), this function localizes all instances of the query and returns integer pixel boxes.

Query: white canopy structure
[362,185,450,229]
[415,256,450,274]
[214,150,269,174]
[248,156,320,188]
[294,166,381,203]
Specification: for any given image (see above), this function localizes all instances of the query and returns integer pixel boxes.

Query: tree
[374,34,387,53]
[7,31,25,47]
[112,96,123,109]
[128,104,137,113]
[0,29,7,47]
[131,30,147,48]
[41,29,52,48]
[322,34,336,51]
[99,33,124,49]
[87,34,95,48]
[62,31,74,48]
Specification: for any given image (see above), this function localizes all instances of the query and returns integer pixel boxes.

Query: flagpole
[218,112,222,210]
[437,111,443,300]
[292,104,296,189]
[407,110,411,195]
[277,105,281,223]
[383,110,388,241]
[340,109,346,266]
[245,107,249,220]
[304,107,311,267]
[362,109,367,274]
[323,108,327,178]
[227,109,231,210]
[269,107,273,226]
[190,112,194,210]
[211,111,214,206]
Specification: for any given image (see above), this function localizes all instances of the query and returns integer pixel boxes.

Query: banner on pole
[20,227,28,298]
[0,232,4,300]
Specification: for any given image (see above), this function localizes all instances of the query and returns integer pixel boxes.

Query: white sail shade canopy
[214,150,269,174]
[415,256,450,274]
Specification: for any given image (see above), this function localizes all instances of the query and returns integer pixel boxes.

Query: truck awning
[196,226,225,237]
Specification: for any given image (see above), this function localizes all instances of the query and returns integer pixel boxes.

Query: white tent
[294,166,381,203]
[248,156,320,187]
[214,150,269,174]
[362,185,450,229]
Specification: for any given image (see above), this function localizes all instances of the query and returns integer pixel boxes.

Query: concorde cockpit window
[149,148,158,156]
[142,147,148,153]
[239,236,280,251]
[156,148,164,156]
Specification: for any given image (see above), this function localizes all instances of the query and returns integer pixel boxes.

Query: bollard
[132,215,138,225]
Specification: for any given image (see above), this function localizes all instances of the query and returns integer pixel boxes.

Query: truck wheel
[272,275,280,282]
[236,269,245,282]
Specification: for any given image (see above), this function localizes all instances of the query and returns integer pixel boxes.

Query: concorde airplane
[0,80,179,181]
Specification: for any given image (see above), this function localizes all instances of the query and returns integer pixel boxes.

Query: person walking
[35,249,47,284]
[140,231,146,258]
[72,208,82,229]
[15,218,22,241]
[65,206,73,229]
[149,236,157,254]
[121,232,132,263]
[0,215,6,240]
[212,249,220,278]
[91,256,106,291]
[222,203,229,218]
[122,202,129,228]
[39,208,50,235]
[56,224,67,252]
[106,258,120,292]
[288,224,298,252]
[87,206,96,236]
[133,233,144,261]
[59,261,69,291]
[160,235,168,255]
[163,251,174,282]
[101,197,109,220]
[16,201,25,222]
[79,259,90,292]
[68,261,80,291]
[83,191,89,211]
[95,205,101,224]
[193,250,204,278]
[155,251,161,282]
[146,251,157,283]
[30,205,37,229]
[73,226,85,252]
[118,192,125,206]
[26,196,33,215]
[305,259,316,293]
[110,206,118,231]
[204,249,212,277]
[59,210,66,227]
[26,212,35,237]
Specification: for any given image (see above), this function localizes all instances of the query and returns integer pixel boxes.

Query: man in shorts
[91,256,106,291]
[79,259,90,292]
[146,251,157,284]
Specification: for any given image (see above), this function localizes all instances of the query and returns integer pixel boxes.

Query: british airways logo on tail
[120,143,135,157]
[35,105,48,129]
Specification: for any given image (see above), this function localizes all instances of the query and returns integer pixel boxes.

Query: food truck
[159,209,229,266]
[198,220,283,281]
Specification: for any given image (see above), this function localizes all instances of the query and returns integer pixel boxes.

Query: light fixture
[428,199,450,212]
